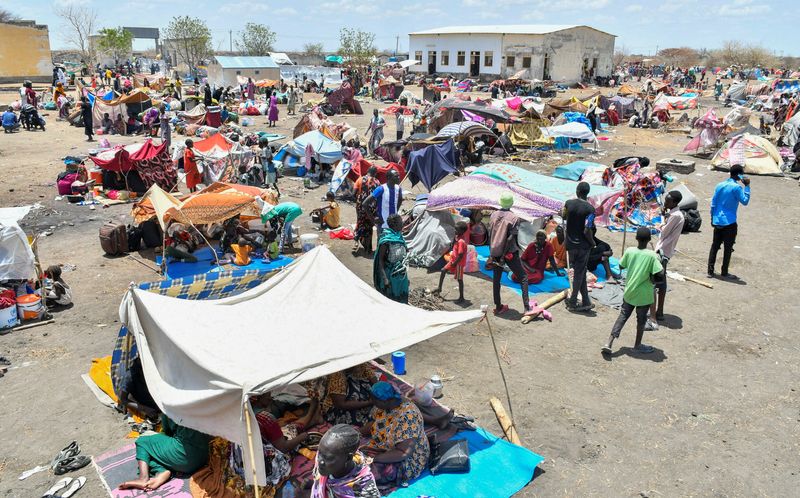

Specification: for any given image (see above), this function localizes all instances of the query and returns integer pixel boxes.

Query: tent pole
[482,309,517,442]
[244,401,262,498]
[620,188,628,254]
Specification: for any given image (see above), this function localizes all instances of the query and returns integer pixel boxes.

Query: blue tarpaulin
[406,139,459,191]
[553,160,604,181]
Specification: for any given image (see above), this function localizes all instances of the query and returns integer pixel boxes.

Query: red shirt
[521,241,554,274]
[256,412,283,444]
[447,237,467,270]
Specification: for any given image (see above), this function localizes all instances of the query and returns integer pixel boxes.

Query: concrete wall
[0,22,52,83]
[408,33,502,76]
[206,65,280,88]
[408,27,615,83]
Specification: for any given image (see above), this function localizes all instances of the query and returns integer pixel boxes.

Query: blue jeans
[280,220,293,250]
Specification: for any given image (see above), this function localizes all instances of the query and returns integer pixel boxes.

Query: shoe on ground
[601,345,613,355]
[720,273,739,281]
[644,320,659,331]
[634,344,655,354]
[656,313,665,322]
[574,303,595,312]
[707,270,716,278]
[493,304,509,316]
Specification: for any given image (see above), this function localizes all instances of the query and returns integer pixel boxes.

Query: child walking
[435,221,468,304]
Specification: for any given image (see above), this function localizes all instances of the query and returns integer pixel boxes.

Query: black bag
[127,225,142,252]
[140,219,162,248]
[428,438,470,475]
[682,208,702,233]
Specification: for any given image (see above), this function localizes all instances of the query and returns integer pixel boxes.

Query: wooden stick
[244,403,262,498]
[521,289,568,324]
[490,397,521,445]
[12,319,55,331]
[683,275,714,289]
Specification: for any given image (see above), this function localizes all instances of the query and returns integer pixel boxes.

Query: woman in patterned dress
[352,166,381,255]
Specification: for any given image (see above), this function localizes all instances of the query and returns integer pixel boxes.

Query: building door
[470,51,480,77]
[543,53,551,80]
[428,51,437,74]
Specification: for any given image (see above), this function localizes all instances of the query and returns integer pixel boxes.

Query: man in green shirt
[602,227,663,355]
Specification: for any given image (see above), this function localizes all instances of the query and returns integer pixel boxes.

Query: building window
[236,70,241,75]
[484,51,493,67]
[254,70,260,75]
[441,51,449,66]
[457,51,465,66]
[522,56,531,69]
[414,51,422,62]
[506,55,515,68]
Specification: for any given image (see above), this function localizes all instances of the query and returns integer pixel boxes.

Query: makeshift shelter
[404,198,457,268]
[292,108,355,140]
[617,83,641,96]
[781,112,800,148]
[435,121,495,140]
[653,94,698,112]
[539,122,599,148]
[326,80,363,114]
[346,157,405,183]
[274,130,343,172]
[90,139,177,192]
[426,98,511,133]
[92,88,153,124]
[684,108,725,153]
[773,79,800,93]
[182,133,255,184]
[0,206,36,283]
[711,133,783,176]
[406,139,459,191]
[119,246,482,484]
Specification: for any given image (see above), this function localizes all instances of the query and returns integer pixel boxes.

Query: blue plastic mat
[156,245,293,279]
[474,245,619,296]
[389,427,544,498]
[553,160,604,181]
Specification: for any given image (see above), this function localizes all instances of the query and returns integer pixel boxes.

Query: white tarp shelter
[119,246,482,485]
[539,122,598,143]
[0,206,35,281]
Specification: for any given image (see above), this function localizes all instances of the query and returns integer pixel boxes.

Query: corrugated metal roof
[409,24,615,37]
[213,56,279,69]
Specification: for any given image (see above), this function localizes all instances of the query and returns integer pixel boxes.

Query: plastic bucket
[299,233,319,253]
[89,169,104,184]
[16,294,43,320]
[0,305,18,329]
[391,351,406,375]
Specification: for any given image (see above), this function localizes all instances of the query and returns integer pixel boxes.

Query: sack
[127,225,142,252]
[428,438,470,475]
[57,172,79,195]
[140,219,162,248]
[682,208,702,233]
[99,222,128,256]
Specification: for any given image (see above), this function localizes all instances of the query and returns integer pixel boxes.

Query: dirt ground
[1,83,799,498]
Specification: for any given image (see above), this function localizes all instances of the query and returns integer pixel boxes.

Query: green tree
[163,16,213,75]
[97,27,134,64]
[338,28,376,67]
[303,42,325,57]
[236,23,276,56]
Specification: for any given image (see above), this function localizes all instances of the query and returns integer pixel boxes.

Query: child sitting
[44,265,72,307]
[434,221,468,304]
[101,113,113,134]
[311,191,340,230]
[231,238,252,266]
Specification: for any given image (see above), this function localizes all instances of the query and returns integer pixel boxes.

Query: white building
[408,25,615,83]
[206,56,281,87]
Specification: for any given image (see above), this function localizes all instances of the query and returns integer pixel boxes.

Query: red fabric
[346,158,406,183]
[246,106,261,116]
[256,412,283,444]
[445,237,468,280]
[329,227,355,240]
[90,139,168,173]
[184,148,202,190]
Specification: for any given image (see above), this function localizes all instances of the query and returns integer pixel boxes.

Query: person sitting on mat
[512,230,564,284]
[587,227,621,283]
[360,382,429,486]
[434,221,468,303]
[252,391,322,454]
[118,356,159,420]
[165,222,198,262]
[548,224,568,270]
[119,414,211,491]
[231,238,252,266]
[311,191,341,230]
[312,424,380,498]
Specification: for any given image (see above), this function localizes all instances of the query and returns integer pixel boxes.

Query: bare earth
[1,85,799,498]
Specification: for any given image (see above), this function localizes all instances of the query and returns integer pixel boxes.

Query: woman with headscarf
[268,91,279,127]
[183,139,202,193]
[317,363,375,426]
[203,83,212,106]
[353,166,381,255]
[287,86,297,116]
[53,83,68,120]
[362,382,429,486]
[373,214,409,304]
[80,96,93,141]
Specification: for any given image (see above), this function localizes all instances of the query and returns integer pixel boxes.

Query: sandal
[50,441,80,469]
[54,456,91,475]
[493,305,509,316]
[60,476,86,498]
[42,477,72,498]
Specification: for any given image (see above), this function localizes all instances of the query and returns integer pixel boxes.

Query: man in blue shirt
[363,169,403,238]
[2,107,19,133]
[708,164,750,279]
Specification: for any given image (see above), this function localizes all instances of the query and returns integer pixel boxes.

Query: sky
[6,0,795,57]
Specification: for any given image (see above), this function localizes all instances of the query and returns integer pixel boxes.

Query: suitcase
[99,222,128,256]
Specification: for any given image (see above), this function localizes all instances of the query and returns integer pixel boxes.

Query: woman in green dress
[373,214,409,304]
[119,414,212,491]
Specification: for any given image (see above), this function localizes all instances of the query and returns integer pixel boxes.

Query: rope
[482,309,516,437]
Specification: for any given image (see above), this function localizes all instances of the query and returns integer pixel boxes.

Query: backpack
[139,219,163,248]
[682,208,702,233]
[99,222,128,256]
[127,225,142,252]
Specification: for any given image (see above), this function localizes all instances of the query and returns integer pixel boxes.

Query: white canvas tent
[0,206,36,281]
[119,246,482,485]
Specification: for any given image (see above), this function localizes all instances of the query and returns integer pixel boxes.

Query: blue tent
[274,130,342,165]
[406,140,459,191]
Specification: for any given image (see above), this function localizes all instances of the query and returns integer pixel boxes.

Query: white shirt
[655,207,685,259]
